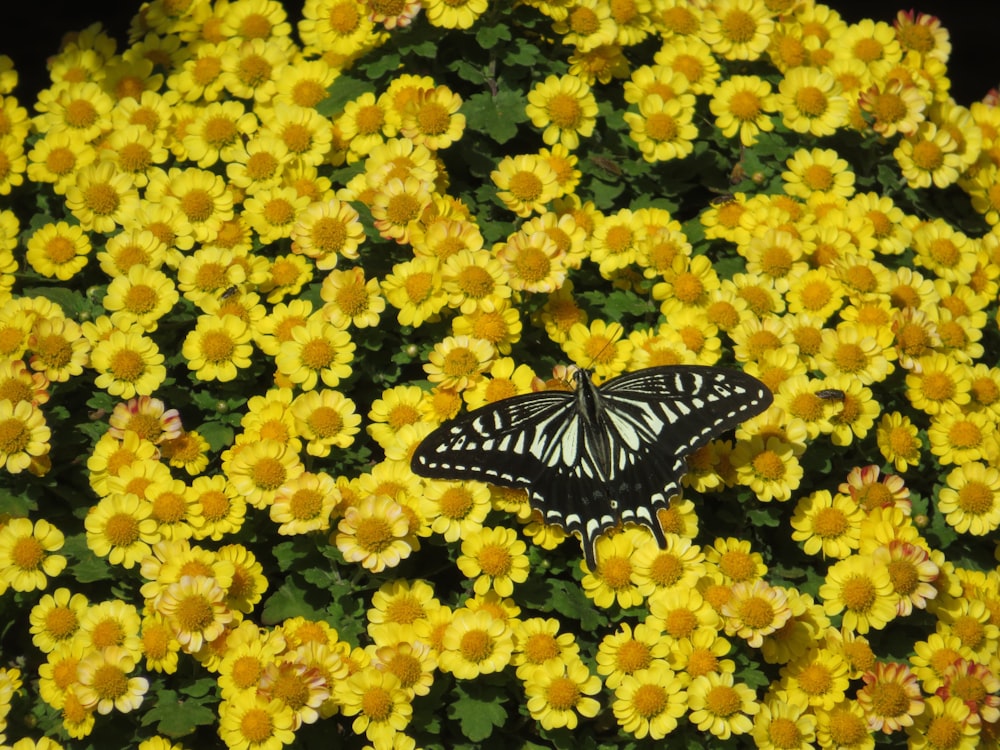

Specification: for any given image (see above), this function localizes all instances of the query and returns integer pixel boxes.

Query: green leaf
[464,89,528,145]
[260,576,329,625]
[321,74,377,116]
[140,688,216,738]
[449,681,508,743]
[475,22,512,49]
[0,485,36,516]
[196,420,236,453]
[61,533,115,583]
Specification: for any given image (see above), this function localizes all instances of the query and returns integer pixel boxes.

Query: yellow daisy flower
[182,313,254,383]
[524,657,603,730]
[0,517,66,592]
[25,221,91,280]
[275,315,355,390]
[491,153,561,217]
[525,74,598,149]
[0,399,50,474]
[336,494,417,573]
[710,74,778,146]
[84,492,161,569]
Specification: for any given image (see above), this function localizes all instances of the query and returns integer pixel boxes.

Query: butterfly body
[411,365,772,569]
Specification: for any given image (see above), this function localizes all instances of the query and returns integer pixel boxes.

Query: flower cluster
[0,0,998,748]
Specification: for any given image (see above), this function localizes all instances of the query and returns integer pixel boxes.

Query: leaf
[196,420,235,453]
[321,74,377,116]
[464,89,528,145]
[260,576,329,626]
[141,688,216,738]
[449,681,508,743]
[476,22,512,50]
[0,485,35,517]
[61,533,115,583]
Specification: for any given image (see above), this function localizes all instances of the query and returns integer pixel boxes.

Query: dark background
[0,1,996,106]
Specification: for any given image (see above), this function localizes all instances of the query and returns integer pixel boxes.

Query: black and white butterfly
[411,365,772,569]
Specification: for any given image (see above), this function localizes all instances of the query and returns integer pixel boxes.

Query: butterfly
[411,364,773,569]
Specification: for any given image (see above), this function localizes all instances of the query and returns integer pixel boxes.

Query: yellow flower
[85,492,161,569]
[218,693,296,750]
[938,462,1000,536]
[857,78,926,138]
[0,399,50,473]
[28,315,90,384]
[107,395,183,445]
[623,94,698,162]
[438,607,514,680]
[337,667,412,745]
[721,579,792,648]
[29,587,87,653]
[496,229,568,293]
[856,661,924,734]
[64,161,141,234]
[145,166,234,243]
[336,494,417,573]
[456,526,530,597]
[525,74,598,149]
[156,575,233,653]
[778,647,852,711]
[612,660,688,739]
[225,439,304,510]
[320,266,385,328]
[33,80,114,141]
[781,147,856,200]
[778,66,849,136]
[818,554,898,634]
[182,313,254,383]
[424,0,488,28]
[491,153,562,217]
[25,221,91,280]
[561,320,633,381]
[815,699,873,750]
[370,176,433,243]
[189,474,246,542]
[0,517,66,592]
[524,657,603,730]
[686,671,760,739]
[751,696,817,750]
[76,650,148,715]
[275,315,355,390]
[103,265,179,333]
[424,335,495,392]
[381,256,448,327]
[790,489,864,559]
[732,434,803,502]
[701,0,774,61]
[710,74,777,146]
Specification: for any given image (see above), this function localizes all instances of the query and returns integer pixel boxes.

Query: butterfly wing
[411,390,577,487]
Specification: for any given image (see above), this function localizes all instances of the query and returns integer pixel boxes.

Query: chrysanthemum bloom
[819,555,897,634]
[182,313,254,383]
[424,335,495,392]
[905,352,971,416]
[29,587,87,653]
[107,396,183,445]
[63,161,141,234]
[381,256,448,327]
[456,526,530,597]
[856,661,924,733]
[857,78,926,138]
[338,667,412,745]
[225,438,304,510]
[366,579,443,645]
[155,575,233,653]
[937,657,1000,727]
[336,494,416,573]
[647,587,721,643]
[275,315,355,390]
[525,74,597,149]
[75,650,148,715]
[595,621,672,691]
[751,695,817,750]
[91,330,166,399]
[710,74,777,146]
[218,694,296,750]
[268,471,338,535]
[781,148,856,200]
[580,531,645,609]
[437,607,514,680]
[686,671,760,739]
[876,412,923,471]
[790,489,864,559]
[721,579,792,648]
[524,658,602,730]
[25,221,91,280]
[731,434,803,502]
[0,517,66,592]
[0,399,51,473]
[27,316,90,384]
[778,646,852,711]
[701,0,774,61]
[815,698,874,750]
[937,462,1000,536]
[624,94,699,162]
[492,153,563,218]
[511,617,580,682]
[612,660,688,739]
[145,166,234,243]
[561,319,633,381]
[85,492,161,569]
[415,479,490,544]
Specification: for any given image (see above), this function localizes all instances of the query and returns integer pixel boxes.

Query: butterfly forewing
[410,365,772,569]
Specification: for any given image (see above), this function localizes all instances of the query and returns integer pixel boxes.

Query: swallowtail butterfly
[411,365,772,569]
